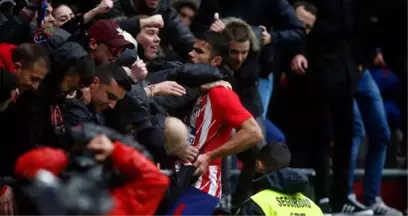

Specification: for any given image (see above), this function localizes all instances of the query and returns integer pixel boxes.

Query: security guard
[236,143,323,216]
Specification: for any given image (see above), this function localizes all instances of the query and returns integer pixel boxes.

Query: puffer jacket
[14,141,170,215]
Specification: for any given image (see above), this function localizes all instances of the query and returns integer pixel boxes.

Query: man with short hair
[293,1,317,35]
[0,43,50,92]
[165,31,263,216]
[63,62,132,127]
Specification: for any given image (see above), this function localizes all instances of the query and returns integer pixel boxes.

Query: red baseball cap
[88,20,135,49]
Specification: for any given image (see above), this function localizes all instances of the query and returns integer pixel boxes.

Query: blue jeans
[257,74,274,118]
[264,118,286,143]
[349,70,391,205]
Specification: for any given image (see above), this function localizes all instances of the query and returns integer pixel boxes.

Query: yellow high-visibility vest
[250,189,323,216]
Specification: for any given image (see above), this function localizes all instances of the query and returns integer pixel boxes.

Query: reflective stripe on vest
[250,189,324,216]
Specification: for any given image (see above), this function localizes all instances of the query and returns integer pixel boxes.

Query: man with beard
[165,31,263,216]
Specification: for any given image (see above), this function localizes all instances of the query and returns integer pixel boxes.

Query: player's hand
[193,153,211,176]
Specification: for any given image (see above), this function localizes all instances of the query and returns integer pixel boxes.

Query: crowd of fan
[0,0,406,215]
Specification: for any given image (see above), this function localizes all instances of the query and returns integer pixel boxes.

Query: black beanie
[0,68,19,103]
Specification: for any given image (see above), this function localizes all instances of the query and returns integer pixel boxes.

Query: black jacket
[0,13,34,44]
[146,60,225,87]
[146,60,225,117]
[105,82,171,167]
[192,0,305,50]
[192,0,305,79]
[106,61,224,166]
[297,0,359,95]
[62,98,105,127]
[238,168,310,215]
[0,40,90,178]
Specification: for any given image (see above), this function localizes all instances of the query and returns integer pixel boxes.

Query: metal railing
[229,168,408,177]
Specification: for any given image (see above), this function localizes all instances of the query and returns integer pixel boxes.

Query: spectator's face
[42,4,56,28]
[14,60,48,92]
[144,0,160,9]
[59,74,81,97]
[295,6,316,34]
[89,39,125,64]
[188,40,222,67]
[136,27,160,61]
[90,77,126,112]
[178,6,196,26]
[53,5,74,27]
[229,40,250,70]
[0,89,19,112]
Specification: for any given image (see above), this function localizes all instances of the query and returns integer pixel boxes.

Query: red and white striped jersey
[177,87,252,198]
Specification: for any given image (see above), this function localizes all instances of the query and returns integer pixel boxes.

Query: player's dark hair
[195,31,230,65]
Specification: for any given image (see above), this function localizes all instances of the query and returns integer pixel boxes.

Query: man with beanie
[236,143,323,216]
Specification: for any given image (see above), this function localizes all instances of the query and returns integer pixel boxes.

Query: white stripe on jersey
[208,166,219,196]
[197,95,213,149]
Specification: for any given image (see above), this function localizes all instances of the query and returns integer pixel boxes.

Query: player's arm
[193,87,263,175]
[207,87,263,160]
